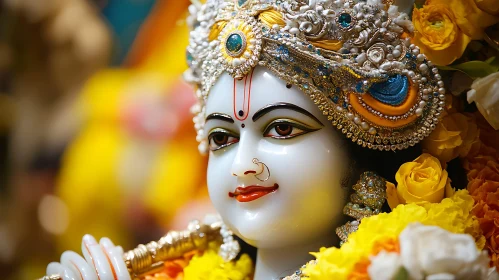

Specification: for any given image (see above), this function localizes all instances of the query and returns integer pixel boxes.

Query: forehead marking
[233,68,254,121]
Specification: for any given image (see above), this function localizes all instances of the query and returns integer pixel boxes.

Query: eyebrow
[252,102,324,125]
[206,113,235,123]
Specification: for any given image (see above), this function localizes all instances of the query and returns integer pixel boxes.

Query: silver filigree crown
[184,0,445,154]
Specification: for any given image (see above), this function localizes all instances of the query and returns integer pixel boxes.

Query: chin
[226,215,329,249]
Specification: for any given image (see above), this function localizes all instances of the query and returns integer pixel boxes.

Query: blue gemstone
[238,0,247,6]
[341,48,350,54]
[355,81,368,93]
[186,50,193,66]
[343,101,348,108]
[369,75,409,106]
[318,65,330,76]
[338,13,352,28]
[226,33,244,54]
[332,95,339,103]
[277,45,289,56]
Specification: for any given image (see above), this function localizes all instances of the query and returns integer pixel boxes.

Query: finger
[100,238,131,280]
[114,246,124,255]
[47,262,79,280]
[81,234,115,280]
[61,251,98,280]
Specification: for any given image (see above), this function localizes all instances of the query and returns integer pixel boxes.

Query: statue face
[205,67,349,248]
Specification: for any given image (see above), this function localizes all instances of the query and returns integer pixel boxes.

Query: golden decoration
[336,171,387,244]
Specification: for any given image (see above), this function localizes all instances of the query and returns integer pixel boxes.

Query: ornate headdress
[184,0,446,153]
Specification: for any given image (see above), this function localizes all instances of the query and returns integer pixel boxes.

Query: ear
[392,0,416,16]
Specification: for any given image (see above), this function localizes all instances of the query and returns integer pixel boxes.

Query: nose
[231,132,259,177]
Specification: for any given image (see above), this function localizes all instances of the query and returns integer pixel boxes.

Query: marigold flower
[468,165,499,270]
[303,190,483,280]
[183,250,253,280]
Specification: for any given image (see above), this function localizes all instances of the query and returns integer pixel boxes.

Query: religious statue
[40,0,499,279]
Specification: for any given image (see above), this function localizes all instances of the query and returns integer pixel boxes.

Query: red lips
[228,184,279,202]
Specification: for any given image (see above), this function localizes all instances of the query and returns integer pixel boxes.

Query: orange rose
[422,112,480,163]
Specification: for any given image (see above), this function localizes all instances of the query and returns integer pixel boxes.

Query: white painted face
[205,66,350,249]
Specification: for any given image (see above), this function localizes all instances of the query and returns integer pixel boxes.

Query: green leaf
[486,56,499,69]
[484,56,495,64]
[437,60,499,79]
[394,267,410,280]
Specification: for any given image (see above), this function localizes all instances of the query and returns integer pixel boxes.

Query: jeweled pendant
[225,31,246,57]
[338,13,352,28]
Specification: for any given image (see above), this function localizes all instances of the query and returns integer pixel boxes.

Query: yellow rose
[386,153,454,209]
[428,0,499,39]
[422,112,480,163]
[411,4,471,66]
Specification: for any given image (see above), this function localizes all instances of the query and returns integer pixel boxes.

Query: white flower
[368,251,403,280]
[467,72,499,129]
[426,273,456,280]
[488,268,499,280]
[399,223,490,280]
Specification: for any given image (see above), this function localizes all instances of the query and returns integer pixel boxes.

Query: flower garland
[144,244,254,280]
[302,190,485,279]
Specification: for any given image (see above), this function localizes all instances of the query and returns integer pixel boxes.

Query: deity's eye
[264,119,319,139]
[208,128,239,151]
[275,124,292,136]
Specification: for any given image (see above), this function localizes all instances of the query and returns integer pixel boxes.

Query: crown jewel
[185,0,445,153]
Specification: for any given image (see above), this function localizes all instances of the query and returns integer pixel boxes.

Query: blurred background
[0,1,213,279]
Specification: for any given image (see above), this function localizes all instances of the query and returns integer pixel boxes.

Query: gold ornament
[336,171,387,244]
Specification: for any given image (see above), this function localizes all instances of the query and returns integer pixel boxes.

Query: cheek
[266,130,348,195]
[206,152,234,213]
[265,130,349,211]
